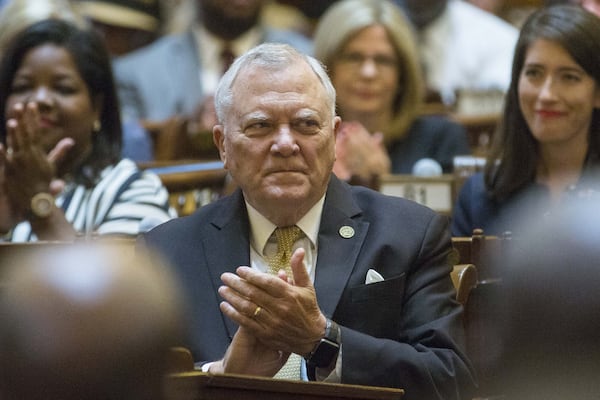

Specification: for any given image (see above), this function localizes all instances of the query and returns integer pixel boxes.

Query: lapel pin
[339,226,355,239]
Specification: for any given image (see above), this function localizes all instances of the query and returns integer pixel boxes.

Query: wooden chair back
[450,113,499,157]
[142,116,219,161]
[451,228,511,282]
[451,229,509,398]
[450,264,477,306]
[140,161,229,216]
[167,346,195,373]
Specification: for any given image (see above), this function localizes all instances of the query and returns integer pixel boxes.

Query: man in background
[113,0,312,160]
[395,0,518,106]
[493,200,600,399]
[77,0,163,56]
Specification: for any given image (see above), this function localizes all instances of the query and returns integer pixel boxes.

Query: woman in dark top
[452,5,600,236]
[313,0,470,183]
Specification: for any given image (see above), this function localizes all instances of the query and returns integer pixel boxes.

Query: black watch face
[310,338,339,368]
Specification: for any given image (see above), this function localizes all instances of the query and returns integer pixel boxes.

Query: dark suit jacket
[451,162,600,236]
[142,176,475,400]
[388,115,471,174]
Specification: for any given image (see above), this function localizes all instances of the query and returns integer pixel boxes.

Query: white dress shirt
[193,25,262,96]
[418,0,518,100]
[246,197,323,279]
[246,196,343,382]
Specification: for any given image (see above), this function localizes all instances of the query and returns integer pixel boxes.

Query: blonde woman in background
[313,0,470,185]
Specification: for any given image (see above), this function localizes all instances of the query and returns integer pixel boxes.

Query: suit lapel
[314,177,369,318]
[202,190,250,339]
[202,181,368,335]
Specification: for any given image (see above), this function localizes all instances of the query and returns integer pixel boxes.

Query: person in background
[140,42,476,400]
[263,0,340,39]
[76,0,163,57]
[0,242,185,400]
[467,0,505,14]
[488,200,600,399]
[76,0,165,161]
[395,0,518,105]
[452,5,600,236]
[0,0,154,162]
[113,0,312,160]
[0,19,175,242]
[0,0,86,57]
[313,0,470,184]
[545,0,600,16]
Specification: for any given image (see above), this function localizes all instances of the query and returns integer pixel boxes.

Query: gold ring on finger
[253,306,262,318]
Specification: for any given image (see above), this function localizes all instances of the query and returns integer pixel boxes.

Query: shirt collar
[246,195,325,255]
[194,24,262,69]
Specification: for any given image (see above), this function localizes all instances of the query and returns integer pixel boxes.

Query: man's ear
[213,125,227,167]
[333,116,342,140]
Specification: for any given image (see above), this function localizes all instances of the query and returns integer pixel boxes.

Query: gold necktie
[268,226,303,276]
[269,226,303,380]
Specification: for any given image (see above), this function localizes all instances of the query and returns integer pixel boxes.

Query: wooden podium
[165,372,404,400]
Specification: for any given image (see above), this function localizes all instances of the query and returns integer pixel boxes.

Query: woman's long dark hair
[0,19,122,186]
[484,5,600,202]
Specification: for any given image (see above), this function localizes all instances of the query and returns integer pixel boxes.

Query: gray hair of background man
[214,42,337,125]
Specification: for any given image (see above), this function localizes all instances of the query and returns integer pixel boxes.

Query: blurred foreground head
[496,199,600,399]
[0,242,185,400]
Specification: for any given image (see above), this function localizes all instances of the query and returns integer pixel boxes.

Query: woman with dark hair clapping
[0,19,174,241]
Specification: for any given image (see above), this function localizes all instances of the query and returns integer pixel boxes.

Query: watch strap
[305,318,341,380]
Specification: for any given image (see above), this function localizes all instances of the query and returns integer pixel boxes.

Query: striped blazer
[9,159,175,242]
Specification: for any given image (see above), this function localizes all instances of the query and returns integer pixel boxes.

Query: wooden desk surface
[165,372,404,400]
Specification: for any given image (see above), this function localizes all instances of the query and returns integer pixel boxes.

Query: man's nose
[272,125,299,155]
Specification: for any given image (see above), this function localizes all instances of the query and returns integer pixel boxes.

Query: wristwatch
[30,192,54,219]
[305,318,341,380]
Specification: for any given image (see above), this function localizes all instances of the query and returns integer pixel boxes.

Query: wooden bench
[164,371,404,400]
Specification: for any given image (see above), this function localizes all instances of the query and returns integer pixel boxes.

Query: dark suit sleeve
[339,212,476,400]
[434,118,471,172]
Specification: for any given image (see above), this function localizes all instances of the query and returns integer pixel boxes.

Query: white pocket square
[365,268,384,284]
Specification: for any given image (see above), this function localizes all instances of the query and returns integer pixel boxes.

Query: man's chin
[265,184,310,200]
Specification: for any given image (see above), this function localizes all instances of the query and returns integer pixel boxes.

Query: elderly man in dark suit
[141,42,476,400]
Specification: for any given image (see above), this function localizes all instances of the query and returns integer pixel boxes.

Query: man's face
[395,0,448,29]
[213,60,339,225]
[199,0,263,20]
[198,0,264,39]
